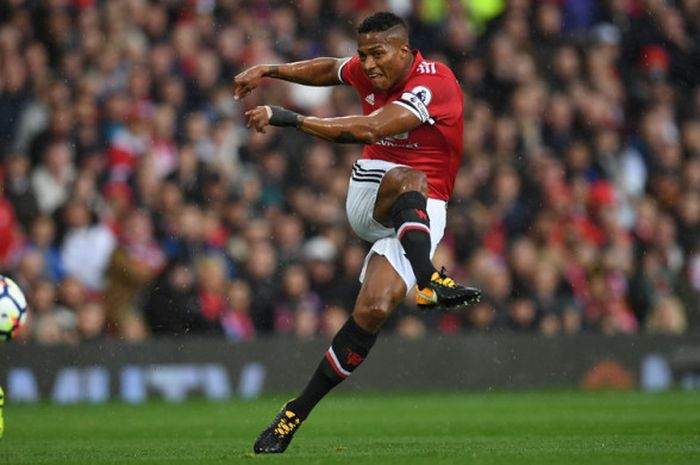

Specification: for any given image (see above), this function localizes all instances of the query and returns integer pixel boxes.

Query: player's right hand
[233,65,267,100]
[245,105,273,133]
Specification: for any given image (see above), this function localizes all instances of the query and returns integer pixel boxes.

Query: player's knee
[383,167,427,194]
[356,294,394,329]
[400,169,428,195]
[367,301,392,324]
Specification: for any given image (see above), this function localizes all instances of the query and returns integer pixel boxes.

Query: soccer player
[234,11,481,454]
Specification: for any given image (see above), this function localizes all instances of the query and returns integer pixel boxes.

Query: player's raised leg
[373,167,481,308]
[253,254,406,454]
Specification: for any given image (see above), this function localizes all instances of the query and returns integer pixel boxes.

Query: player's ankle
[414,265,436,289]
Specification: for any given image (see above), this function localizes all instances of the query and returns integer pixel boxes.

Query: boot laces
[436,267,456,288]
[273,412,300,437]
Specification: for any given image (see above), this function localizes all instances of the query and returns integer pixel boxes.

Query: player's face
[357,31,411,91]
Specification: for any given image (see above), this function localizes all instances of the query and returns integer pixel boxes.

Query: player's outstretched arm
[245,103,421,143]
[233,58,346,100]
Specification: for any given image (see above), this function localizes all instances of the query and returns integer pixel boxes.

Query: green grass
[1,391,699,464]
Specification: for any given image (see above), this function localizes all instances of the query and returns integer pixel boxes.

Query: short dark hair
[357,12,407,34]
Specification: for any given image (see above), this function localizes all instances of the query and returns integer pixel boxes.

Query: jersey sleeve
[393,90,431,124]
[338,55,360,87]
[392,66,461,126]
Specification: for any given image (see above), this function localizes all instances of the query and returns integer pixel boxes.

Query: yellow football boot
[416,268,481,309]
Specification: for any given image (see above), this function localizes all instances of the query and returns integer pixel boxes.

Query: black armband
[269,105,303,128]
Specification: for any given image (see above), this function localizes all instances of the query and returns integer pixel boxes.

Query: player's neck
[390,52,415,92]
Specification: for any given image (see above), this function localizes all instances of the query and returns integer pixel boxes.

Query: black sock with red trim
[392,191,436,288]
[287,316,377,420]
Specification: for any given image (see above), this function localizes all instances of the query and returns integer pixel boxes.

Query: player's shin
[391,191,435,288]
[287,316,377,420]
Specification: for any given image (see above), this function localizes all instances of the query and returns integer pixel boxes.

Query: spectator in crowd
[119,312,149,343]
[24,215,63,283]
[271,214,306,264]
[195,254,228,330]
[59,200,116,294]
[243,240,279,334]
[2,152,38,229]
[105,208,164,331]
[507,297,538,332]
[301,236,340,306]
[76,301,107,343]
[0,173,23,270]
[30,140,75,215]
[29,278,79,346]
[221,279,255,341]
[143,259,209,336]
[646,295,687,335]
[273,263,322,335]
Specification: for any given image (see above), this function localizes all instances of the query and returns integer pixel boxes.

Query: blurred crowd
[1,0,699,345]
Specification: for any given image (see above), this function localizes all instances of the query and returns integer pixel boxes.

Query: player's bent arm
[265,58,346,86]
[234,58,348,100]
[299,104,421,144]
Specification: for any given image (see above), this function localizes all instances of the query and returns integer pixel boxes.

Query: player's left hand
[245,105,273,133]
[233,65,267,100]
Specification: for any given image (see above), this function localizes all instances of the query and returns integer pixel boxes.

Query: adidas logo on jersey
[365,93,375,105]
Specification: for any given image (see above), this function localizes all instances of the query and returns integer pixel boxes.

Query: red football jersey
[339,50,464,201]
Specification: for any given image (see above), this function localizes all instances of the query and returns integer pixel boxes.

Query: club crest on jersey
[411,86,432,106]
[365,93,375,105]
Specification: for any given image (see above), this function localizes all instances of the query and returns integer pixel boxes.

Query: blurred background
[1,0,700,401]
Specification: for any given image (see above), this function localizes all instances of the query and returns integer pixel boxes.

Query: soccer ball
[0,275,28,342]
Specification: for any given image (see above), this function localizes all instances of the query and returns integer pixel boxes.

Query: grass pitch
[0,390,698,465]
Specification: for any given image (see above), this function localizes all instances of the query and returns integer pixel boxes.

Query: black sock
[287,316,377,420]
[391,191,436,288]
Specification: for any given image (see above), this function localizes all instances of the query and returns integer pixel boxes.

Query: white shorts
[346,159,447,292]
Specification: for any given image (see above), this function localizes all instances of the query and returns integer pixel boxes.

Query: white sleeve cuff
[337,57,352,84]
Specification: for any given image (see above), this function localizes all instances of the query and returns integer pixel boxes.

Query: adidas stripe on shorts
[346,159,447,292]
